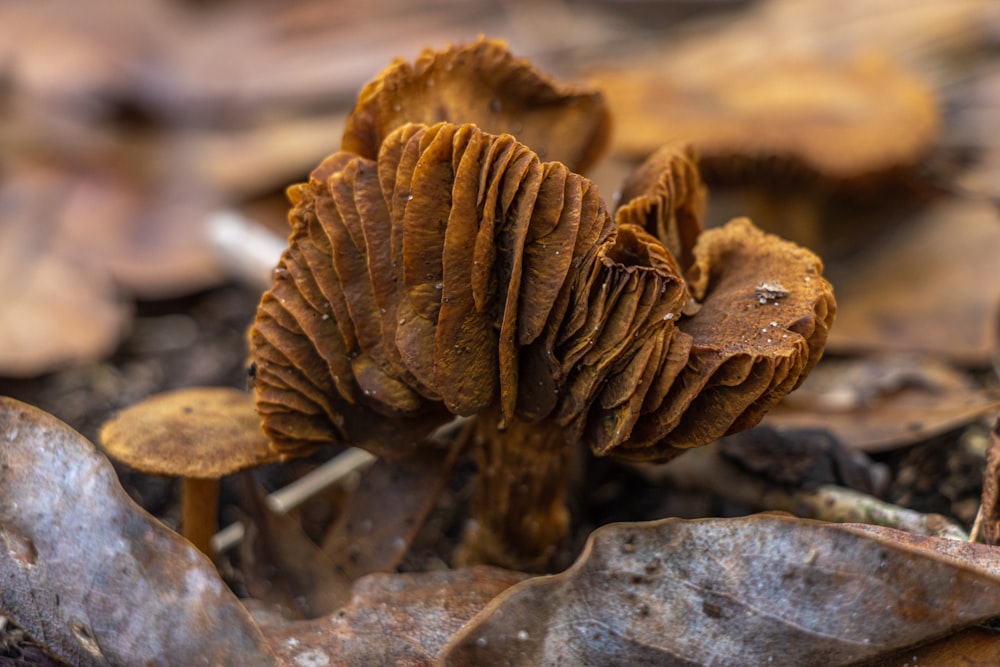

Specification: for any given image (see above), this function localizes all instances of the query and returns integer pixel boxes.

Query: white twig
[636,443,969,541]
[211,448,376,554]
[207,209,287,291]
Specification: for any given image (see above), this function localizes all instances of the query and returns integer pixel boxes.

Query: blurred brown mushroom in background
[247,39,836,571]
[590,49,941,259]
[99,386,281,555]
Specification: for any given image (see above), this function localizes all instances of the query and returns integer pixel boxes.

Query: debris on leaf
[765,353,1000,452]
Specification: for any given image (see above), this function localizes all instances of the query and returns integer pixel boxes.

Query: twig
[637,443,969,541]
[211,448,376,554]
[207,209,287,291]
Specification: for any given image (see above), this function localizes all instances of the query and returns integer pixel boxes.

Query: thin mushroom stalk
[181,477,221,556]
[246,40,836,571]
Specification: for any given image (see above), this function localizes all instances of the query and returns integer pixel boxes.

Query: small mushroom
[99,386,281,555]
[247,41,835,571]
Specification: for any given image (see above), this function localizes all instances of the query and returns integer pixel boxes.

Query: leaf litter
[2,0,1000,664]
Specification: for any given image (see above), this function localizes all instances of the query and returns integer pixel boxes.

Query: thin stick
[210,448,376,554]
[207,210,287,290]
[640,444,968,541]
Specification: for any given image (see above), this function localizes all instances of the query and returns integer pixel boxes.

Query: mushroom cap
[248,120,834,461]
[593,52,938,184]
[99,387,280,478]
[342,37,610,175]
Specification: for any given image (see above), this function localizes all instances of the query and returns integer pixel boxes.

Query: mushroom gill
[247,120,835,569]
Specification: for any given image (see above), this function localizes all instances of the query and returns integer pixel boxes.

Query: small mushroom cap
[99,387,280,478]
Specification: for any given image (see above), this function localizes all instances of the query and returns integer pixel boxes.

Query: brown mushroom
[247,41,835,571]
[593,52,938,186]
[99,386,281,555]
[591,52,940,257]
[342,37,610,174]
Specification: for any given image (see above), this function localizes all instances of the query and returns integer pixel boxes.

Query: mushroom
[593,52,938,186]
[591,52,940,256]
[247,41,836,570]
[99,386,281,555]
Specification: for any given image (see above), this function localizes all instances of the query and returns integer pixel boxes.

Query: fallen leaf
[865,625,1000,666]
[238,475,353,619]
[258,567,528,667]
[763,353,1000,451]
[322,438,464,579]
[974,416,1000,546]
[0,166,131,377]
[593,52,938,183]
[718,425,886,494]
[441,514,1000,666]
[824,198,1000,364]
[0,396,277,666]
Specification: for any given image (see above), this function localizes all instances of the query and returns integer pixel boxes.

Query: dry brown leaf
[238,475,353,619]
[0,396,278,666]
[825,197,1000,364]
[974,416,1000,546]
[441,514,1000,666]
[865,626,1000,666]
[718,425,885,494]
[258,567,529,667]
[0,0,168,105]
[2,94,227,302]
[321,440,463,579]
[764,354,1000,452]
[0,167,130,377]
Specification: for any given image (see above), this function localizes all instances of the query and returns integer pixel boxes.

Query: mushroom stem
[457,406,571,572]
[181,477,220,556]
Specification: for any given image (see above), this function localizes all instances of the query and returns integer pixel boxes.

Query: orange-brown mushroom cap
[99,387,280,478]
[593,52,938,185]
[342,37,611,175]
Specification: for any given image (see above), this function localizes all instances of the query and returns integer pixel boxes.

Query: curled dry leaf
[973,416,1000,546]
[0,396,277,667]
[322,438,464,579]
[237,475,353,619]
[441,514,1000,667]
[248,41,835,568]
[867,626,1000,667]
[257,566,528,667]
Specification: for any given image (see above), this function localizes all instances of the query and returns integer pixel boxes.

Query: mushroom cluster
[248,39,835,569]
